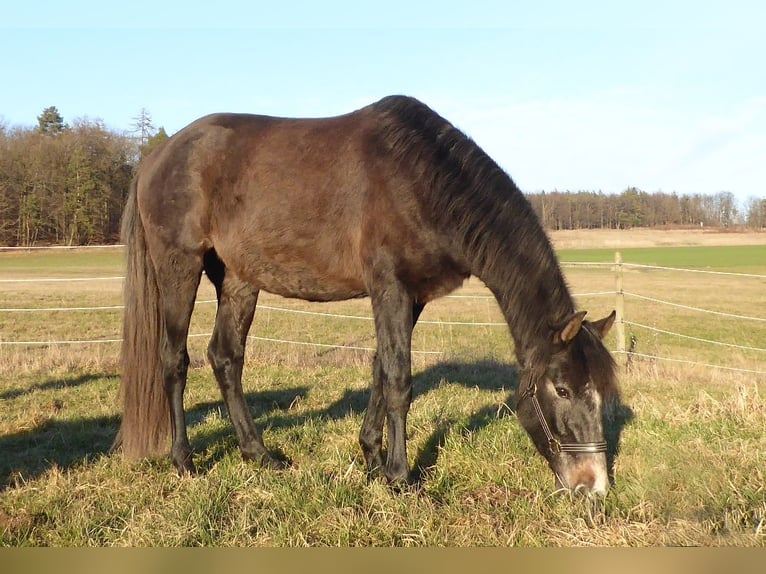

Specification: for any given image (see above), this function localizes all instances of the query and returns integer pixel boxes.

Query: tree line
[0,107,764,246]
[0,107,166,246]
[526,188,766,230]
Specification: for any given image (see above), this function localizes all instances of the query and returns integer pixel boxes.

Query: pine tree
[37,106,66,135]
[140,126,169,158]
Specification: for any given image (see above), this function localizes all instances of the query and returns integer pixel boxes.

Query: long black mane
[374,96,576,359]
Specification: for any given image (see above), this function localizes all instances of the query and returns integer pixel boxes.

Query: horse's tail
[111,175,170,458]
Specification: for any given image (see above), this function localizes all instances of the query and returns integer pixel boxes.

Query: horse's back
[136,101,469,302]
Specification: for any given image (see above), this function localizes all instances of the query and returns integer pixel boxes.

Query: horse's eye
[555,387,571,400]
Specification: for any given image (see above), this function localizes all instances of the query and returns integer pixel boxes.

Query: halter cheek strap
[520,381,607,455]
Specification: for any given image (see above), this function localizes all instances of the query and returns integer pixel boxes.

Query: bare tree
[131,108,155,150]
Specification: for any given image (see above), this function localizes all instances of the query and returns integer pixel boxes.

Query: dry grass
[548,228,766,250]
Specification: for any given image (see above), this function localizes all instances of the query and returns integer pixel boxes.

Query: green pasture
[0,244,764,546]
[0,247,124,278]
[2,243,763,275]
[558,244,766,271]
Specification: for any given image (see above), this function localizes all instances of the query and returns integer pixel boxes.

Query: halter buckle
[522,381,537,400]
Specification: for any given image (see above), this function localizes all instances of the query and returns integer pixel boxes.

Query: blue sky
[2,1,765,204]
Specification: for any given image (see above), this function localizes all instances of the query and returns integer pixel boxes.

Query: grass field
[557,244,766,272]
[0,230,764,546]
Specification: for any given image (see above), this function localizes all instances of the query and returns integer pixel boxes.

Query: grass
[0,247,123,278]
[1,235,765,546]
[558,244,766,272]
[1,363,763,546]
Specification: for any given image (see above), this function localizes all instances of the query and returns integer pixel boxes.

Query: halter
[519,380,607,455]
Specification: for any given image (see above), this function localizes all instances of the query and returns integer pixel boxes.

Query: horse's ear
[590,310,617,339]
[553,311,588,345]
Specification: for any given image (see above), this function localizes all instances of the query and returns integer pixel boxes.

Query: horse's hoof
[365,465,383,484]
[383,467,414,490]
[261,455,289,471]
[243,450,289,471]
[386,476,418,495]
[174,456,197,476]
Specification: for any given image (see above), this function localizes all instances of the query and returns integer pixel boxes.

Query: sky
[2,1,765,205]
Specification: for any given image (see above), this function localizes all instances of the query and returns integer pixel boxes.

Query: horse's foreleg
[207,274,283,470]
[360,301,424,480]
[366,278,416,484]
[359,353,386,477]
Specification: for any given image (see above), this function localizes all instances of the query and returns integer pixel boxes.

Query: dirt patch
[548,228,766,250]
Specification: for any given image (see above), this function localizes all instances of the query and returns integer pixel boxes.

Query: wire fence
[614,259,766,375]
[1,256,765,375]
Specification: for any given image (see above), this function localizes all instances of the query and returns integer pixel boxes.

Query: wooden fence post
[614,251,626,354]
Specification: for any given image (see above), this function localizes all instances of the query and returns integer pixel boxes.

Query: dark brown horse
[115,95,618,493]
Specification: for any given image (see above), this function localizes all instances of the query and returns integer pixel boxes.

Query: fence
[1,251,765,376]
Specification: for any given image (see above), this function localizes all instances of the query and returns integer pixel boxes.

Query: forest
[1,107,765,246]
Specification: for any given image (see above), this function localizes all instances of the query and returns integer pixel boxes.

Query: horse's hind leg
[206,266,282,469]
[156,258,203,474]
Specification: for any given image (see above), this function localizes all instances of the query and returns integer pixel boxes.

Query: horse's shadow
[0,373,107,401]
[0,360,634,490]
[173,359,634,485]
[0,373,118,490]
[189,360,525,475]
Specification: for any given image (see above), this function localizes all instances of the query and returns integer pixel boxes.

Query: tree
[616,187,646,228]
[131,108,154,149]
[745,196,766,229]
[714,191,738,227]
[130,108,171,161]
[0,118,135,246]
[37,106,66,135]
[140,126,169,158]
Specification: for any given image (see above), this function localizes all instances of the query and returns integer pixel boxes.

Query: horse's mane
[372,96,576,355]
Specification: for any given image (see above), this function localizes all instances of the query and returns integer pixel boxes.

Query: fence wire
[616,351,766,376]
[1,261,765,376]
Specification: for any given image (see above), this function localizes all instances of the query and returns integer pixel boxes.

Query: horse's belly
[261,277,367,302]
[238,260,367,302]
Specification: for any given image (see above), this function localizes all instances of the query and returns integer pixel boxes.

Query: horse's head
[516,310,617,495]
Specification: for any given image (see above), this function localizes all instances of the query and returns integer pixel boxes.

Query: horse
[114,95,618,494]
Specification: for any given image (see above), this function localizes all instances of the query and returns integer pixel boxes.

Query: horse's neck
[472,228,575,363]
